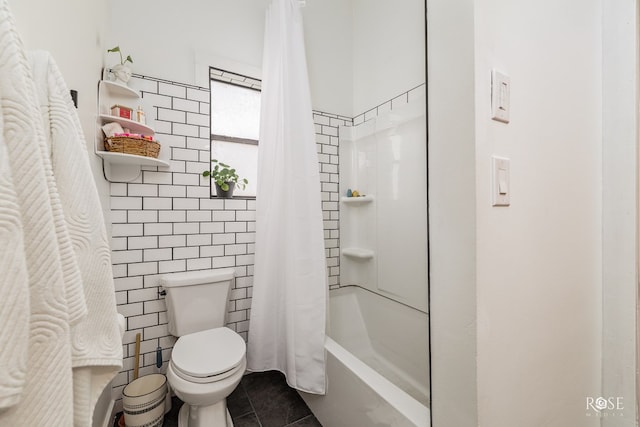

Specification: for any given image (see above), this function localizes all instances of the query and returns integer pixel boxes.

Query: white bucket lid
[171,327,246,378]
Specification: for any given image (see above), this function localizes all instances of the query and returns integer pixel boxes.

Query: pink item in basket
[113,133,155,142]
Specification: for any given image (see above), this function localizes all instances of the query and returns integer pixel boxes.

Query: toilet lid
[171,327,246,378]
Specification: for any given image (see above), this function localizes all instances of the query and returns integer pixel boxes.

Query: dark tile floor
[116,371,322,427]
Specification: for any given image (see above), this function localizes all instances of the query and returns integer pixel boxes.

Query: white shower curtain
[247,0,327,394]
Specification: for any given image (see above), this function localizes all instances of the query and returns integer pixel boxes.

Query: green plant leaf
[208,158,247,192]
[107,46,121,53]
[202,170,210,177]
[125,55,133,64]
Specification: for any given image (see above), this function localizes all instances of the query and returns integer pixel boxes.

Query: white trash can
[122,374,167,427]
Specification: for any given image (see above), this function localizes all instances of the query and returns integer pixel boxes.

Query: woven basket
[105,136,160,159]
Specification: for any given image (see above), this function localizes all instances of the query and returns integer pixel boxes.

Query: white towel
[0,0,84,424]
[0,112,30,411]
[29,51,123,427]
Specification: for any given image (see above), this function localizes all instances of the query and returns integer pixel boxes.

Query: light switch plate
[491,70,510,123]
[492,156,510,206]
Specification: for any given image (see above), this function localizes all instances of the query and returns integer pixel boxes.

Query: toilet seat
[171,359,245,384]
[171,327,246,384]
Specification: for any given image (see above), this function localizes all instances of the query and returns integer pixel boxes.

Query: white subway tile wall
[109,74,347,404]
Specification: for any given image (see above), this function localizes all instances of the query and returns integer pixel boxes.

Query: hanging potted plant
[107,45,133,84]
[202,159,248,198]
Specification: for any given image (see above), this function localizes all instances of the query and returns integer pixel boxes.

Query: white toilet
[161,268,246,427]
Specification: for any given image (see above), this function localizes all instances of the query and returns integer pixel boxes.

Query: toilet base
[178,400,233,427]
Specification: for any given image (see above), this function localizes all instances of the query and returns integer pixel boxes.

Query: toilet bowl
[167,327,246,426]
[160,269,246,427]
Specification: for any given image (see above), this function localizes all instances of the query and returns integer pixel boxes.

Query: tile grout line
[241,378,264,427]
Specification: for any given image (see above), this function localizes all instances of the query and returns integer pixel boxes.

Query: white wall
[108,0,353,116]
[11,0,111,220]
[601,1,638,426]
[427,0,478,424]
[108,0,266,85]
[303,0,353,116]
[352,0,425,115]
[473,0,602,425]
[430,0,606,425]
[108,0,427,119]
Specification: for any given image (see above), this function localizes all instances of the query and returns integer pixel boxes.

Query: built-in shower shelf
[341,195,374,205]
[342,248,375,260]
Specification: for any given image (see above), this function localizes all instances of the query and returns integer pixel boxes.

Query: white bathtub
[300,286,430,426]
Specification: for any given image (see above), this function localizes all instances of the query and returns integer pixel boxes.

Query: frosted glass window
[209,71,261,198]
[210,80,261,140]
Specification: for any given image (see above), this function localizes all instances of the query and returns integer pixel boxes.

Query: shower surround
[301,83,429,427]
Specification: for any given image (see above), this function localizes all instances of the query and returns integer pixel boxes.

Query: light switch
[491,70,510,123]
[498,169,508,194]
[492,156,510,206]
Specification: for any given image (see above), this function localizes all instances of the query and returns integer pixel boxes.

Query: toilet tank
[160,268,235,337]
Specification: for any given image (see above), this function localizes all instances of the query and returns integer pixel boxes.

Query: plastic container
[122,374,167,427]
[111,104,133,120]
